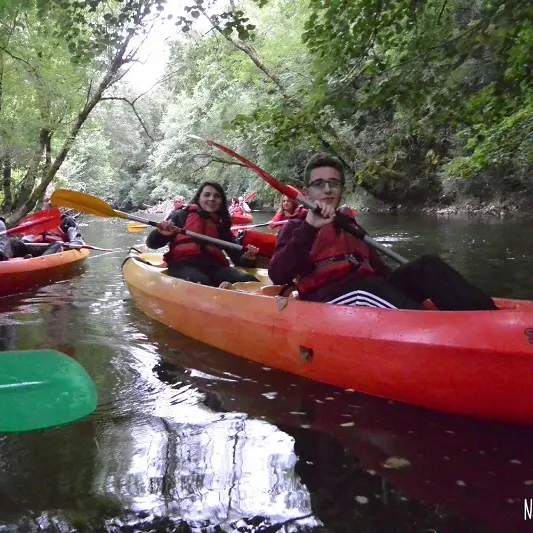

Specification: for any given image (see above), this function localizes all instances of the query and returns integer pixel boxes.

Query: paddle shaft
[122,212,246,253]
[232,219,287,230]
[28,242,116,252]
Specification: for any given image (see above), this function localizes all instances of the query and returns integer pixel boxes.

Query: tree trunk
[7,36,134,225]
[9,128,49,214]
[1,155,12,212]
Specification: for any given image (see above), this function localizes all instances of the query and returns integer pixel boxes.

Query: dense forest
[2,0,533,224]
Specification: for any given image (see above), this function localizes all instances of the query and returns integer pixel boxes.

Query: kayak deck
[123,253,533,425]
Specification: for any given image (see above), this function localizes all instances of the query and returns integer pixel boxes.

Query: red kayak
[232,228,277,258]
[124,252,533,425]
[231,213,253,225]
[0,249,89,298]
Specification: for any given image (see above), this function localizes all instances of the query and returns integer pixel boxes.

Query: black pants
[389,254,497,311]
[167,262,258,286]
[7,239,63,259]
[326,255,497,311]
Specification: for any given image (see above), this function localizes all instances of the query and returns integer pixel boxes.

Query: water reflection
[151,330,533,533]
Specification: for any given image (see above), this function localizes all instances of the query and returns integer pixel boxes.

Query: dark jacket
[268,217,392,302]
[146,209,255,268]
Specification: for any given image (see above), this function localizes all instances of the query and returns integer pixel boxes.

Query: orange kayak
[231,213,253,225]
[122,252,533,425]
[232,229,277,258]
[0,248,89,298]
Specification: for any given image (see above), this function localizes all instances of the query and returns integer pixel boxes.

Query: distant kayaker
[238,196,252,214]
[0,214,84,261]
[164,195,185,220]
[146,181,260,286]
[268,153,497,311]
[269,195,301,231]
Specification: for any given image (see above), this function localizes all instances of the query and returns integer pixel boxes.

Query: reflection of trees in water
[90,410,315,528]
[0,418,99,519]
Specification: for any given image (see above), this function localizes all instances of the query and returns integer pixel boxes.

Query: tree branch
[0,45,38,76]
[85,80,93,107]
[191,153,247,173]
[437,0,449,24]
[100,96,153,139]
[195,1,294,102]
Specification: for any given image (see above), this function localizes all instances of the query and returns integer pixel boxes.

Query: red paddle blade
[244,191,257,202]
[187,135,292,197]
[2,208,61,237]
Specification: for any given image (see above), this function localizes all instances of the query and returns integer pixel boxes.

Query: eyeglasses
[308,179,343,190]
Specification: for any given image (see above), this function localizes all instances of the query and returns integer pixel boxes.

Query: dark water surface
[1,212,533,533]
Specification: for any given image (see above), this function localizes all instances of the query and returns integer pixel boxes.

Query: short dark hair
[303,153,345,186]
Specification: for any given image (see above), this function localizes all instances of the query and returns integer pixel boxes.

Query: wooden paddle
[1,208,62,237]
[50,189,259,255]
[0,349,97,432]
[187,135,409,265]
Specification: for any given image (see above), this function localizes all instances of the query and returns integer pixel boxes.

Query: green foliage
[14,0,533,214]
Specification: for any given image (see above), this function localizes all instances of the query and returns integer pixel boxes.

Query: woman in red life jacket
[268,153,497,311]
[269,195,301,231]
[146,181,260,286]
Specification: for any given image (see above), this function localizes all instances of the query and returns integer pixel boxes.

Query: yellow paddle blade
[127,221,150,233]
[51,189,126,219]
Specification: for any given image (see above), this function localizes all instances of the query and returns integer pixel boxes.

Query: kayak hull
[123,253,533,425]
[231,213,253,225]
[0,249,89,298]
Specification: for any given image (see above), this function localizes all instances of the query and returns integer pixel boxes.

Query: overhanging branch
[100,96,153,139]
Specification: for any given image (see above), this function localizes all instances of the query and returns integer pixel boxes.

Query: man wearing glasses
[268,153,496,310]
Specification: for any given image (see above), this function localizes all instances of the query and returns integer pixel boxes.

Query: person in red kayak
[238,196,251,214]
[164,195,185,220]
[0,214,83,261]
[268,153,497,310]
[146,181,260,286]
[269,195,301,231]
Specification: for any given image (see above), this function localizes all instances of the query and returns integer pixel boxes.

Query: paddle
[50,189,260,255]
[128,218,288,234]
[29,242,117,252]
[1,208,62,237]
[232,219,288,231]
[187,135,408,265]
[244,191,256,202]
[0,349,97,432]
[127,221,149,233]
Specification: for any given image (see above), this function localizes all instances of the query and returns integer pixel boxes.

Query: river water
[1,211,533,533]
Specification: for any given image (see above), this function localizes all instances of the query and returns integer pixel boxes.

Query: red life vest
[296,208,376,295]
[164,205,229,267]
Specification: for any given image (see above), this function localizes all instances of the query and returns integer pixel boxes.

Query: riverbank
[138,193,533,218]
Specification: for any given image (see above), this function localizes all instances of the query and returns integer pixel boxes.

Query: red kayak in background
[232,228,277,258]
[230,213,253,225]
